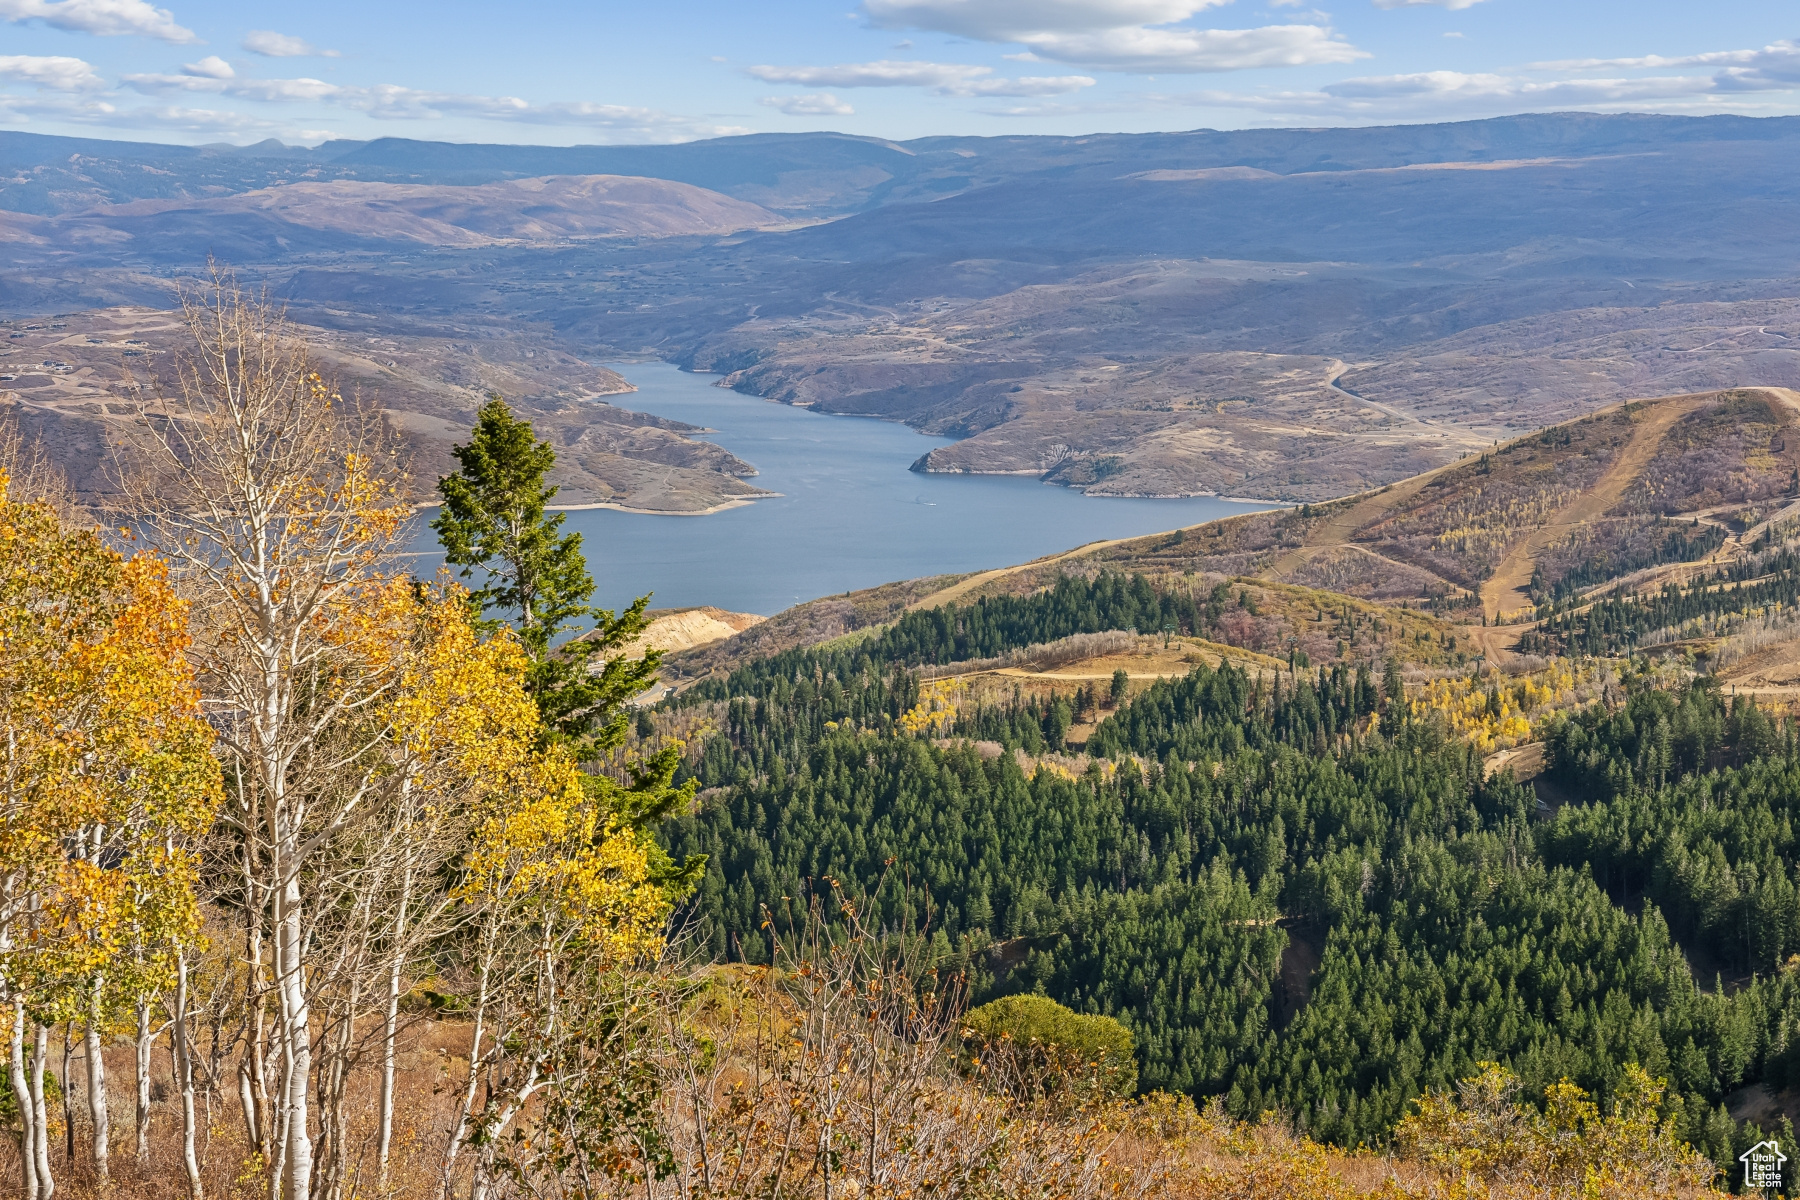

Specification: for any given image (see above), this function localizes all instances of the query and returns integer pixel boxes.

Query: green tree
[964,994,1137,1098]
[434,398,703,897]
[433,397,658,749]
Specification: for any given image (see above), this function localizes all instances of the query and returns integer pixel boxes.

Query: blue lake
[420,362,1275,615]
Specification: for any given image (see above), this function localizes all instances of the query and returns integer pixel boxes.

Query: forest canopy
[663,579,1800,1181]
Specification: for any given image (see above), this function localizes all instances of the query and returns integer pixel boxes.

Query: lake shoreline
[415,363,1276,614]
[550,494,780,517]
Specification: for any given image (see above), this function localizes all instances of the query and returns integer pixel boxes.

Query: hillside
[21,174,784,252]
[668,388,1800,683]
[0,307,770,511]
[4,114,1799,505]
[7,113,1797,218]
[637,385,1800,1186]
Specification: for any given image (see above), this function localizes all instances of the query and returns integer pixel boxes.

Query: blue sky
[1,0,1797,146]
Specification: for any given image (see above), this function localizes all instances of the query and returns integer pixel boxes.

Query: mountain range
[3,112,1799,503]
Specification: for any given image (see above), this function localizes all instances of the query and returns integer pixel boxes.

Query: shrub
[964,994,1137,1098]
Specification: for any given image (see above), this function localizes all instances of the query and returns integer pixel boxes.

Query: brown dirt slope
[0,306,768,513]
[1262,468,1446,581]
[674,388,1800,686]
[1241,389,1800,616]
[599,607,765,660]
[64,175,784,248]
[1478,393,1718,620]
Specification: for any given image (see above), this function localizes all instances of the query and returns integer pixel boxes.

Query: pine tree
[434,398,703,896]
[433,397,658,747]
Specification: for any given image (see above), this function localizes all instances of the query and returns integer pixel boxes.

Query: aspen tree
[312,584,544,1197]
[0,467,219,1199]
[124,268,410,1200]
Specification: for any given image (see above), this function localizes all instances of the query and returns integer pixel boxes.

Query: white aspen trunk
[268,1078,290,1200]
[175,949,205,1200]
[317,971,360,1200]
[437,929,493,1200]
[244,855,270,1162]
[377,863,413,1188]
[129,281,409,1200]
[238,1065,260,1152]
[135,1000,153,1166]
[30,1022,54,1198]
[11,999,37,1200]
[275,867,312,1200]
[85,983,109,1185]
[468,1071,540,1200]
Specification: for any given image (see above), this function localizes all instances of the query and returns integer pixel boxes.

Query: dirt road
[905,536,1140,612]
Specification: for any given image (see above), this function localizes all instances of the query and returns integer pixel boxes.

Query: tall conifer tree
[433,396,658,752]
[434,397,701,884]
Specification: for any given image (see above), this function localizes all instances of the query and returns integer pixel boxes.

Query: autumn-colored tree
[430,616,673,1199]
[1395,1061,1717,1198]
[0,467,221,1200]
[123,268,413,1200]
[433,398,702,890]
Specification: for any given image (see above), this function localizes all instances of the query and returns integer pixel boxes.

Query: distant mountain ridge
[0,173,781,249]
[7,112,1800,217]
[4,111,1800,507]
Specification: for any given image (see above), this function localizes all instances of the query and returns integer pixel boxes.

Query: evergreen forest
[663,574,1800,1180]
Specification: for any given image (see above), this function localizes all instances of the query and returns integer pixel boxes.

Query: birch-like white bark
[11,999,37,1200]
[135,999,154,1166]
[175,948,205,1200]
[85,982,109,1185]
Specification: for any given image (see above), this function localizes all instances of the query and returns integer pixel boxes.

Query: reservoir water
[421,362,1275,615]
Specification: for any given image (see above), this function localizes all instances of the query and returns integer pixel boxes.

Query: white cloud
[1532,40,1800,90]
[241,30,338,58]
[1066,35,1800,124]
[861,0,1363,72]
[1027,24,1364,71]
[746,59,1094,96]
[96,103,268,131]
[0,53,104,90]
[118,69,748,139]
[865,1,1229,38]
[0,92,289,135]
[759,93,856,115]
[1371,0,1486,9]
[1323,70,1716,104]
[0,0,196,43]
[965,74,1095,95]
[181,54,232,79]
[1162,68,1800,126]
[749,60,976,88]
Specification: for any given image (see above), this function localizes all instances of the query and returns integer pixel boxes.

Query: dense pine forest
[1524,543,1800,658]
[662,572,1800,1180]
[684,571,1207,703]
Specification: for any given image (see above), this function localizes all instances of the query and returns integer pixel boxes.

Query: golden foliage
[1392,1062,1718,1199]
[1408,662,1584,756]
[0,473,221,1018]
[900,678,965,737]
